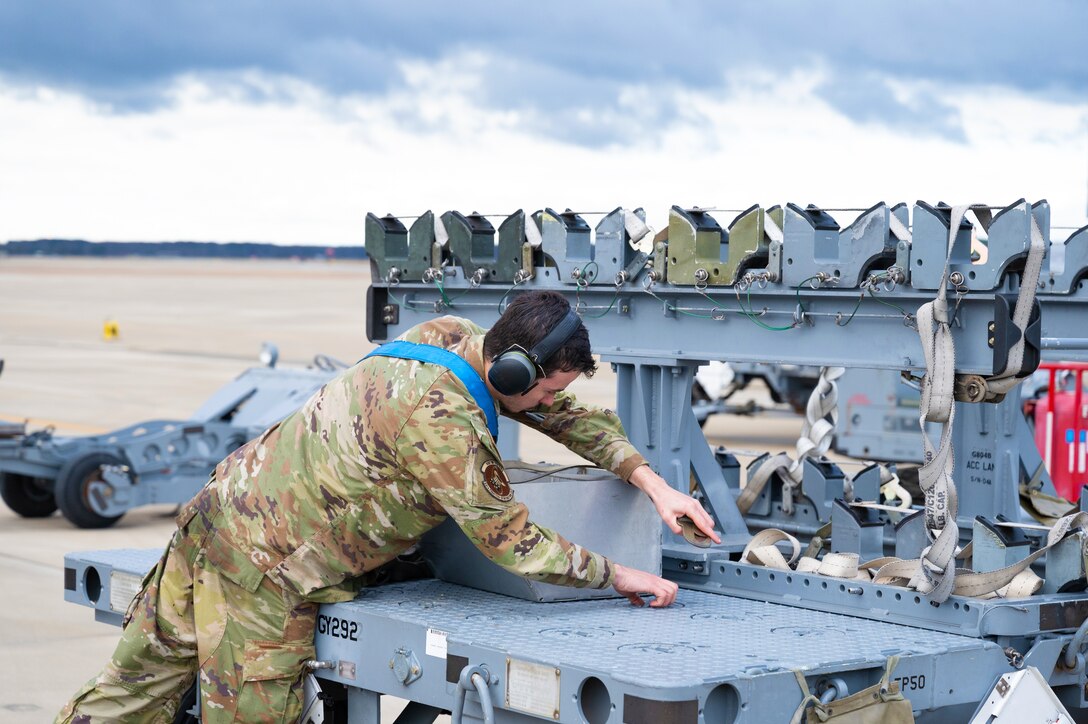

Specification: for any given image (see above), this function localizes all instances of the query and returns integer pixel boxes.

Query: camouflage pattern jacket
[187,316,648,603]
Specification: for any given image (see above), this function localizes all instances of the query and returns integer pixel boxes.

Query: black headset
[487,308,583,396]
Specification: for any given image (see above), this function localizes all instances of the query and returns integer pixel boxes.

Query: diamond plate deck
[339,579,996,688]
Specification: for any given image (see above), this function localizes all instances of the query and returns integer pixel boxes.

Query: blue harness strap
[363,340,499,441]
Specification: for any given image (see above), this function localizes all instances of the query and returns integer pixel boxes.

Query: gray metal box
[420,465,661,602]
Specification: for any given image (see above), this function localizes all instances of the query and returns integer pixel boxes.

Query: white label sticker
[506,658,560,719]
[425,627,448,659]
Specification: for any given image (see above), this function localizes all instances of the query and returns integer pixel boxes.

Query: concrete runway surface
[0,256,804,721]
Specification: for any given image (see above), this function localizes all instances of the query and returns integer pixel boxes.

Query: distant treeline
[1,239,367,260]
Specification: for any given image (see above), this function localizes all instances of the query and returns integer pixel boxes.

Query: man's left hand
[628,465,722,545]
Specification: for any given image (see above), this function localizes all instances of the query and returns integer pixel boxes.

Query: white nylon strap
[997,570,1043,598]
[879,466,913,509]
[782,366,844,513]
[433,213,449,247]
[763,213,784,244]
[912,204,978,602]
[888,212,912,243]
[622,210,652,246]
[795,557,821,573]
[523,214,542,248]
[741,529,801,570]
[817,552,860,579]
[872,511,1088,598]
[742,513,1087,598]
[736,452,792,514]
[741,367,844,516]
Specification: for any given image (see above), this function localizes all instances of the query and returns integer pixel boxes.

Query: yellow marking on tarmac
[0,414,107,434]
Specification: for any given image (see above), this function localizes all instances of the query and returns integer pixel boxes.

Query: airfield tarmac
[0,256,804,721]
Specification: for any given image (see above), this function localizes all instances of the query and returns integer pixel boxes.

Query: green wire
[794,275,823,316]
[739,287,795,331]
[867,287,911,316]
[497,281,522,312]
[387,288,411,308]
[835,293,865,326]
[570,260,622,315]
[642,286,718,319]
[581,289,621,318]
[433,276,469,308]
[579,261,600,284]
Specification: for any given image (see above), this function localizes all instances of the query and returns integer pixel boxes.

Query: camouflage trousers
[56,504,318,723]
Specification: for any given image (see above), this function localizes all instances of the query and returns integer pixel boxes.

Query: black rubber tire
[0,472,57,517]
[54,451,125,529]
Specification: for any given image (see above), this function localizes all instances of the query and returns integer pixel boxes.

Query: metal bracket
[390,647,422,686]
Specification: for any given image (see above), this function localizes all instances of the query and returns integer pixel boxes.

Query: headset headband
[527,309,582,367]
[486,305,584,396]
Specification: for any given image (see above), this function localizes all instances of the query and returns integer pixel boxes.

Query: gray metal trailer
[60,200,1088,721]
[1,358,337,527]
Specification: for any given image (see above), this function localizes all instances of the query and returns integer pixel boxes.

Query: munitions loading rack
[65,200,1088,722]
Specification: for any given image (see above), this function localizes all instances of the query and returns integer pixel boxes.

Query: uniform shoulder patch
[480,460,513,502]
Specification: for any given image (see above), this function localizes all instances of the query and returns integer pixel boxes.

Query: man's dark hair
[484,291,596,377]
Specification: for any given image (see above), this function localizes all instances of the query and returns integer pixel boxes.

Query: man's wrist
[627,464,667,498]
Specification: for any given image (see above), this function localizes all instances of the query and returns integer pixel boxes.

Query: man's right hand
[612,563,679,608]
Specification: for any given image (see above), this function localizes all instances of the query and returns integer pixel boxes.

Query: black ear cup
[487,350,538,396]
[488,309,583,396]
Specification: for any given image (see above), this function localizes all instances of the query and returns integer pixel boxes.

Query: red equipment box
[1032,362,1088,502]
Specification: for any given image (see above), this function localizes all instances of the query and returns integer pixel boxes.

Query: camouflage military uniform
[59,316,647,723]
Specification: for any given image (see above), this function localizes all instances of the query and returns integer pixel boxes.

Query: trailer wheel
[0,472,57,517]
[55,452,125,529]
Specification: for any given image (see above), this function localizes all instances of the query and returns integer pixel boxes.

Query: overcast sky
[1,1,1085,245]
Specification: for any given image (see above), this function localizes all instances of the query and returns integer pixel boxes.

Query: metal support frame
[606,354,750,548]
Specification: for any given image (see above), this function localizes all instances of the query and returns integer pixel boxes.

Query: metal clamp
[452,664,494,724]
[1004,646,1025,670]
[469,268,488,287]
